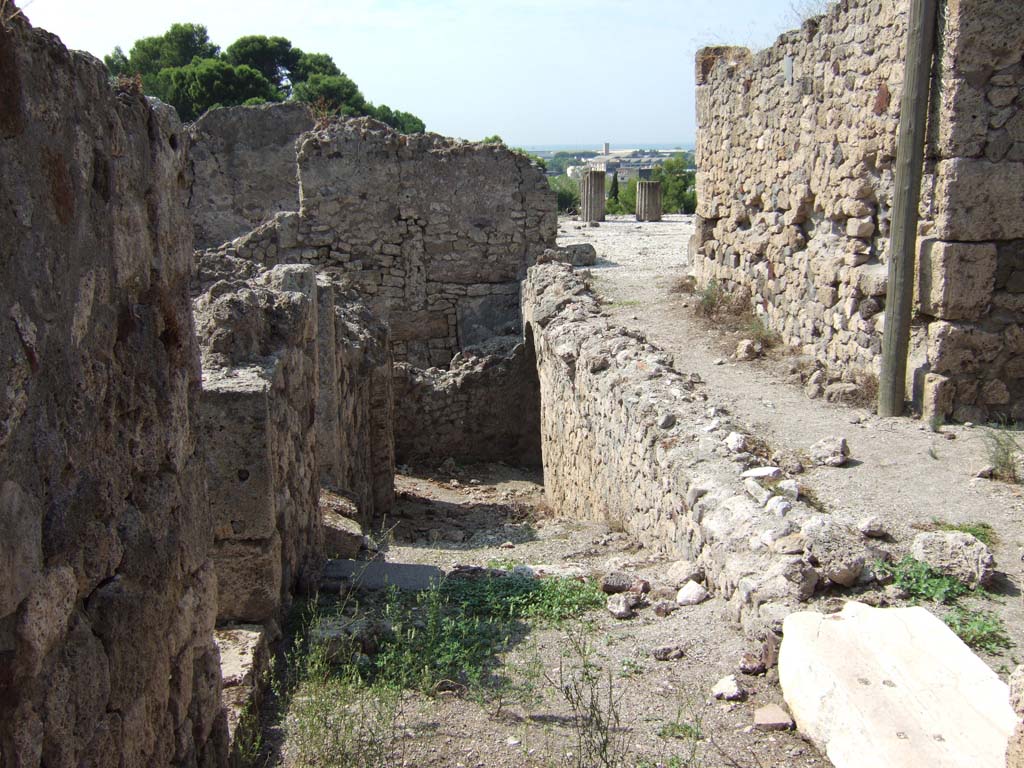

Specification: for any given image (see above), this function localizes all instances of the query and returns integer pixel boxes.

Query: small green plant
[548,623,631,768]
[928,413,945,433]
[658,721,703,741]
[931,519,997,546]
[877,557,968,604]
[983,424,1023,483]
[944,608,1012,654]
[619,658,644,678]
[695,280,724,317]
[927,446,939,460]
[739,312,780,349]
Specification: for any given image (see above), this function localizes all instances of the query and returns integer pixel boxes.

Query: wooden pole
[878,0,938,416]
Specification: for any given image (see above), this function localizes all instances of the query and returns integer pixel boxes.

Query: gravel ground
[365,464,831,768]
[559,213,1024,668]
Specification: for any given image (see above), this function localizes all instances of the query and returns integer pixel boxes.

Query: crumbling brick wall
[522,263,881,637]
[187,102,314,250]
[693,0,1024,421]
[0,17,226,767]
[196,117,558,367]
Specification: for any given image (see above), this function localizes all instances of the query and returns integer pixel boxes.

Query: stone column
[636,181,662,222]
[580,170,606,222]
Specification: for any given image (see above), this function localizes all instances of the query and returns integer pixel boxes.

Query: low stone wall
[523,264,877,636]
[187,102,314,250]
[393,339,542,468]
[0,17,226,766]
[199,118,558,367]
[693,0,1024,421]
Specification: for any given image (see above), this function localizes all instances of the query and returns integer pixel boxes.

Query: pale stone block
[917,239,997,321]
[780,602,1015,768]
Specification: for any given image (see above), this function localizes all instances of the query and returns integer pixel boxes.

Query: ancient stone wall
[0,17,226,767]
[392,339,542,468]
[192,249,395,621]
[199,118,558,367]
[693,0,1024,421]
[523,263,880,636]
[187,102,314,250]
[193,263,323,625]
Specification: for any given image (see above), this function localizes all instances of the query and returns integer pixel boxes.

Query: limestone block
[917,239,997,321]
[910,530,995,588]
[922,372,954,423]
[1008,665,1024,768]
[934,159,1024,241]
[214,536,284,623]
[780,602,1015,768]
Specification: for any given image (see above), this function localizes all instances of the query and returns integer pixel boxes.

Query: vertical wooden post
[878,0,938,416]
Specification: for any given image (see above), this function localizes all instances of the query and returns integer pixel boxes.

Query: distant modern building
[602,142,610,155]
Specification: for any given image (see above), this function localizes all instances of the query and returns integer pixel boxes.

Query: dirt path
[558,214,1024,663]
[380,465,829,768]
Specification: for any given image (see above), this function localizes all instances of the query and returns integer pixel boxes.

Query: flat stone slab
[323,559,444,591]
[779,601,1015,768]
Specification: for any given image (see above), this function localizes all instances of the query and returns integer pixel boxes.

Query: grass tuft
[931,519,997,547]
[944,608,1012,654]
[876,557,968,604]
[983,424,1023,483]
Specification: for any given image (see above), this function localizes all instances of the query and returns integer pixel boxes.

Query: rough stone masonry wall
[523,263,880,638]
[392,338,542,467]
[193,263,322,625]
[187,102,314,250]
[192,248,395,623]
[693,0,1024,421]
[197,117,558,367]
[0,17,226,768]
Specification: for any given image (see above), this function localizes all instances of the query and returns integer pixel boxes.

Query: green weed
[983,424,1023,483]
[944,608,1012,654]
[876,557,968,604]
[931,519,997,547]
[658,721,703,741]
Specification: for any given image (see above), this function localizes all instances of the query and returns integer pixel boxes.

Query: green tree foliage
[104,23,219,85]
[652,155,697,213]
[223,35,299,92]
[105,24,424,132]
[548,175,580,214]
[373,105,426,134]
[481,134,504,144]
[292,73,368,116]
[158,58,279,121]
[608,171,620,201]
[290,51,341,82]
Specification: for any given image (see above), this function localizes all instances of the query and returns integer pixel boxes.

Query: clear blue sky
[21,0,806,146]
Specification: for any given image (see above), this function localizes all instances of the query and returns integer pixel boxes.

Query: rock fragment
[754,703,794,731]
[676,580,709,606]
[712,674,746,701]
[910,531,995,588]
[808,436,850,466]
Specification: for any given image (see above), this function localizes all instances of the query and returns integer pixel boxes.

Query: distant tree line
[105,23,425,132]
